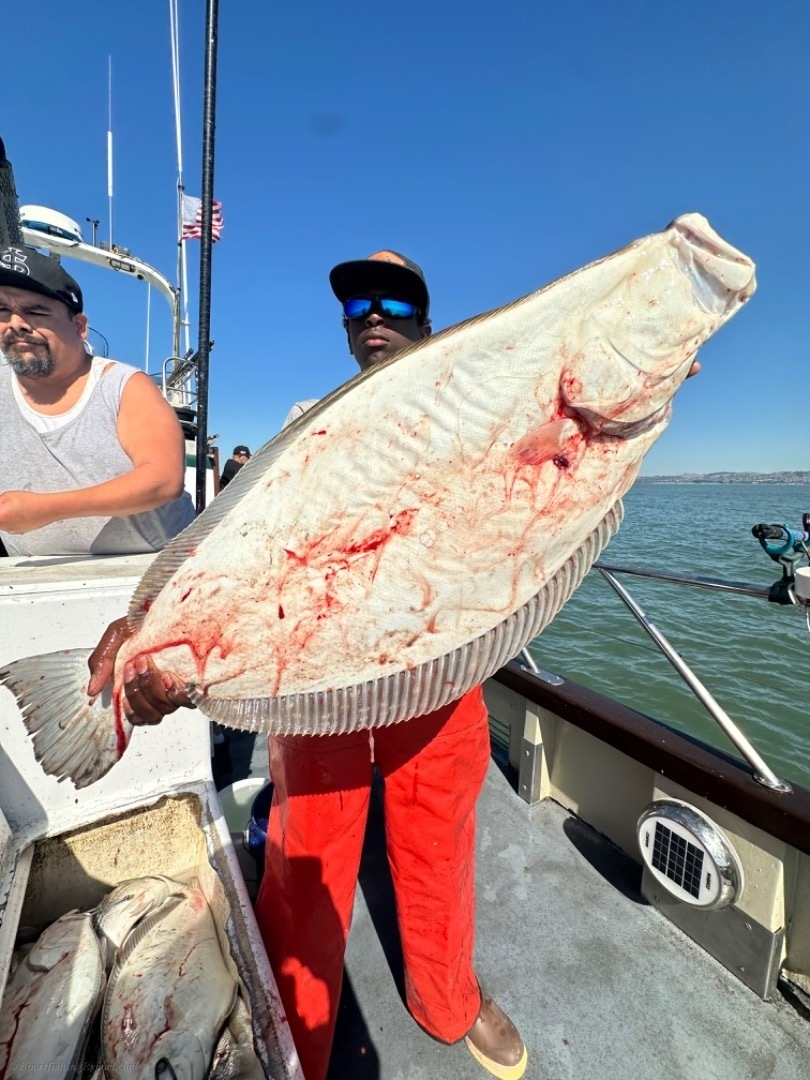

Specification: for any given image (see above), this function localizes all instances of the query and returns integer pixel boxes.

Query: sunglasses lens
[344,297,373,319]
[343,297,417,320]
[380,298,416,318]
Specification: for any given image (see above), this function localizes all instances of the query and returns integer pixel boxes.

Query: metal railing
[517,560,801,794]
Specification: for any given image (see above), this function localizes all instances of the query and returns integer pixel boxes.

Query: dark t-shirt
[220,458,243,489]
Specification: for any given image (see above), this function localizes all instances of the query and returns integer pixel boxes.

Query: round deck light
[637,800,743,909]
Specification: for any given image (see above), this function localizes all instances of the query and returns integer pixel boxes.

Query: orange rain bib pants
[254,686,491,1080]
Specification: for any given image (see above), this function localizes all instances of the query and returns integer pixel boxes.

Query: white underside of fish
[102,884,236,1080]
[0,911,106,1078]
[0,213,756,785]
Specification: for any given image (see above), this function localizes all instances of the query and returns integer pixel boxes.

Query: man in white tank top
[0,245,194,556]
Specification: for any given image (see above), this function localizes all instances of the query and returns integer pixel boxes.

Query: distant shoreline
[638,472,810,484]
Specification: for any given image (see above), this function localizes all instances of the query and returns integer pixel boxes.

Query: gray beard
[1,345,55,378]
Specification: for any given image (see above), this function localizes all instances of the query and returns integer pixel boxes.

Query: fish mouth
[670,213,757,302]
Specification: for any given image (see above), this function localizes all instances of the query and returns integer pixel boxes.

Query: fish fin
[0,649,131,788]
[512,418,577,466]
[103,895,187,1044]
[184,685,269,732]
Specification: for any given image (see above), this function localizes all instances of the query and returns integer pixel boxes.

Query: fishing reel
[752,516,810,610]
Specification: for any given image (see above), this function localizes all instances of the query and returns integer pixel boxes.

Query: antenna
[107,56,114,246]
[169,0,191,356]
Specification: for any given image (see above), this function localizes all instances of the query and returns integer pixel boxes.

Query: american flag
[180,194,224,242]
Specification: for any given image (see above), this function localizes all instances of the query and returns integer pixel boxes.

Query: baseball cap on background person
[329,250,430,321]
[233,445,250,457]
[0,245,83,314]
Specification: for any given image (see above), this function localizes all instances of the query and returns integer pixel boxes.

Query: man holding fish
[90,251,529,1080]
[0,245,195,556]
[26,217,749,1077]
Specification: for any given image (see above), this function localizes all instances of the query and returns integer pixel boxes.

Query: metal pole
[595,561,775,602]
[596,567,792,793]
[0,137,23,246]
[194,0,219,514]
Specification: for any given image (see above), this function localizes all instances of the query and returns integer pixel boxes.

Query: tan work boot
[464,991,527,1079]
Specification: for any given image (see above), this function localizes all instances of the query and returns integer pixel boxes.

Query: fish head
[558,213,756,437]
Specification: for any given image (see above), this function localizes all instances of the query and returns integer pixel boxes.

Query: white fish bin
[0,553,302,1078]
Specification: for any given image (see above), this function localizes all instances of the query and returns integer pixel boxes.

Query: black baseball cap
[233,445,251,456]
[329,250,430,319]
[0,245,83,314]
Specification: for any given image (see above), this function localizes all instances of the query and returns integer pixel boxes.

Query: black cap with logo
[0,245,83,314]
[233,445,251,457]
[329,250,429,319]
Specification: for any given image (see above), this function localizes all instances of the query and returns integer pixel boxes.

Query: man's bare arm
[0,374,186,534]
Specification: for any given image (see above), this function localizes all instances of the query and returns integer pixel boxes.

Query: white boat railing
[19,226,181,353]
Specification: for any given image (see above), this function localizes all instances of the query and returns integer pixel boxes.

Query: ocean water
[527,482,810,790]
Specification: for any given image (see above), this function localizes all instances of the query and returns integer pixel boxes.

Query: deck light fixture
[637,800,744,910]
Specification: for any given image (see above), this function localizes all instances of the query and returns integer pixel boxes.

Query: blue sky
[5,1,808,475]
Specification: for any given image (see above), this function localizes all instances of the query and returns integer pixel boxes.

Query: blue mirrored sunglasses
[343,296,418,320]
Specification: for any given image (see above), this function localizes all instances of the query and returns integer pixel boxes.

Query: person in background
[219,445,251,489]
[0,245,195,556]
[93,250,528,1080]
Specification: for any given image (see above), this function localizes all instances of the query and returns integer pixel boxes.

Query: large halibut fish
[0,214,755,788]
[0,911,106,1077]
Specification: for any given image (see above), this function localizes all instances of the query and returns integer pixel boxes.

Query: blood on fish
[121,1003,137,1035]
[180,589,192,603]
[2,1001,30,1067]
[553,454,570,469]
[511,420,571,467]
[278,605,285,619]
[112,698,129,759]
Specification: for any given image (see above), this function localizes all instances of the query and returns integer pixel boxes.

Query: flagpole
[169,0,191,358]
[194,0,219,514]
[107,57,114,246]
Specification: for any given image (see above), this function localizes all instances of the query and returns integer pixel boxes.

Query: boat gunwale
[493,661,810,856]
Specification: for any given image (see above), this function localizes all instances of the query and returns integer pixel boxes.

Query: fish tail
[0,648,131,788]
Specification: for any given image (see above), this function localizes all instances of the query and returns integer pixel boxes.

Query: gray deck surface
[218,730,810,1080]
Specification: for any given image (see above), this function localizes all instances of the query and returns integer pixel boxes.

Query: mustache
[2,331,48,348]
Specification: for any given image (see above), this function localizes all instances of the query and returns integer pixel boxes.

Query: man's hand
[87,616,193,726]
[0,490,56,534]
[687,360,701,378]
[120,655,194,726]
[87,616,133,697]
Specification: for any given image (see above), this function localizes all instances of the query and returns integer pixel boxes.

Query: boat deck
[220,731,810,1080]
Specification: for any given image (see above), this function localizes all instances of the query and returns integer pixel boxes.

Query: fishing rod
[193,0,220,516]
[597,515,810,609]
